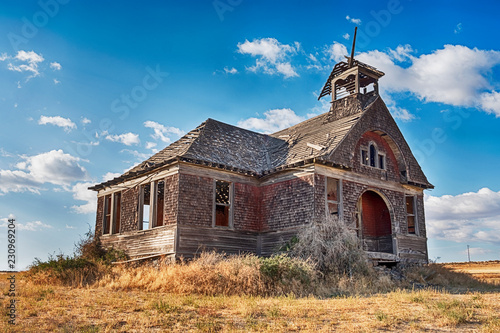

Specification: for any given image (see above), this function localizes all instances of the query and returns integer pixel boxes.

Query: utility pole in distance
[467,245,471,262]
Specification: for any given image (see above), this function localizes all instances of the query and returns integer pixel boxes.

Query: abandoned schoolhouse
[90,40,433,265]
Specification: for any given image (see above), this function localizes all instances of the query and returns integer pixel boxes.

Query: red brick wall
[177,173,213,227]
[260,175,315,230]
[234,182,261,231]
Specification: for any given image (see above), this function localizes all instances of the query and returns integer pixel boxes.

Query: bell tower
[318,27,385,102]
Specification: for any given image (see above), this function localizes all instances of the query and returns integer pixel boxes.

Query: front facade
[90,58,433,264]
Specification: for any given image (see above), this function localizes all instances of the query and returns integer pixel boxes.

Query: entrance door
[357,191,393,253]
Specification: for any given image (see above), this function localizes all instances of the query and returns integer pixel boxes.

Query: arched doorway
[356,190,393,254]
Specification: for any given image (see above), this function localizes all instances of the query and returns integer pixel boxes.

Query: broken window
[326,178,341,216]
[378,154,385,170]
[214,180,231,227]
[112,192,121,234]
[361,149,368,165]
[406,195,417,234]
[139,180,165,230]
[103,194,112,234]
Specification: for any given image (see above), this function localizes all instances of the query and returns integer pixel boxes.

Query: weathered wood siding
[396,235,428,263]
[101,225,176,258]
[259,228,301,256]
[176,225,258,258]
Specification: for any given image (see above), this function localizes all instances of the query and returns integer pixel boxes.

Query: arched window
[369,144,376,167]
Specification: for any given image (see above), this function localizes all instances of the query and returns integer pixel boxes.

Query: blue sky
[1,0,500,269]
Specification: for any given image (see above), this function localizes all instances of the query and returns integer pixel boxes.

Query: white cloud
[0,53,8,61]
[145,141,157,150]
[224,67,238,74]
[81,117,91,125]
[343,33,350,40]
[38,115,76,132]
[425,188,500,244]
[50,62,62,70]
[454,23,463,34]
[356,44,500,116]
[0,150,89,194]
[70,182,97,214]
[17,220,53,231]
[346,15,362,25]
[324,42,348,63]
[237,38,299,78]
[237,108,305,134]
[144,120,184,144]
[102,172,121,182]
[8,50,45,79]
[391,106,416,122]
[105,132,140,146]
[53,79,60,84]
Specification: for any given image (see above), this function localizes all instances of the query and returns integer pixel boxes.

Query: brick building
[90,57,433,264]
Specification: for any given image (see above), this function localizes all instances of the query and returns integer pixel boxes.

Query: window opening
[215,180,231,227]
[326,178,340,215]
[155,180,164,227]
[369,144,376,167]
[361,149,368,165]
[103,194,112,234]
[406,196,416,234]
[141,184,150,230]
[112,192,121,234]
[378,154,385,170]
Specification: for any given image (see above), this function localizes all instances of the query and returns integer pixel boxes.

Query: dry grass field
[2,261,500,333]
[442,261,500,285]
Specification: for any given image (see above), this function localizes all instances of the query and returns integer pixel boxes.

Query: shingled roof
[90,93,432,191]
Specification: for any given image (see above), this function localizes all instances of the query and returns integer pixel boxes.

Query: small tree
[290,214,371,277]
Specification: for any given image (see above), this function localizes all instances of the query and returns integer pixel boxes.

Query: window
[103,192,121,235]
[369,144,376,167]
[406,195,417,235]
[361,149,368,165]
[139,180,165,230]
[112,192,121,234]
[361,142,385,170]
[326,178,342,217]
[103,194,112,234]
[214,180,232,227]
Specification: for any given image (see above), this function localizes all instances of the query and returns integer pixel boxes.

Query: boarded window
[326,178,340,215]
[112,192,121,234]
[103,195,112,234]
[215,180,231,227]
[406,196,416,234]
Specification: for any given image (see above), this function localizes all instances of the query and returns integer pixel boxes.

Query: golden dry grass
[442,261,500,285]
[2,267,500,332]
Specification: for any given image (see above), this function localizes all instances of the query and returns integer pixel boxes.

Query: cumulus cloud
[454,23,463,34]
[81,117,91,125]
[102,172,121,182]
[224,67,238,74]
[346,15,362,25]
[237,108,306,134]
[356,44,500,116]
[343,33,350,40]
[391,106,416,122]
[144,120,184,144]
[237,38,300,78]
[105,132,140,146]
[324,42,348,63]
[425,188,500,244]
[0,150,88,194]
[7,50,45,79]
[50,61,62,70]
[71,182,97,214]
[38,115,76,132]
[0,217,52,231]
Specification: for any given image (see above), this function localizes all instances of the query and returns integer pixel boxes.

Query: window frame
[102,191,121,235]
[325,177,343,220]
[405,195,418,235]
[212,179,234,229]
[360,141,386,170]
[138,179,166,231]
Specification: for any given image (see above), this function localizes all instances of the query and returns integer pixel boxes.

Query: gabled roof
[89,93,432,191]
